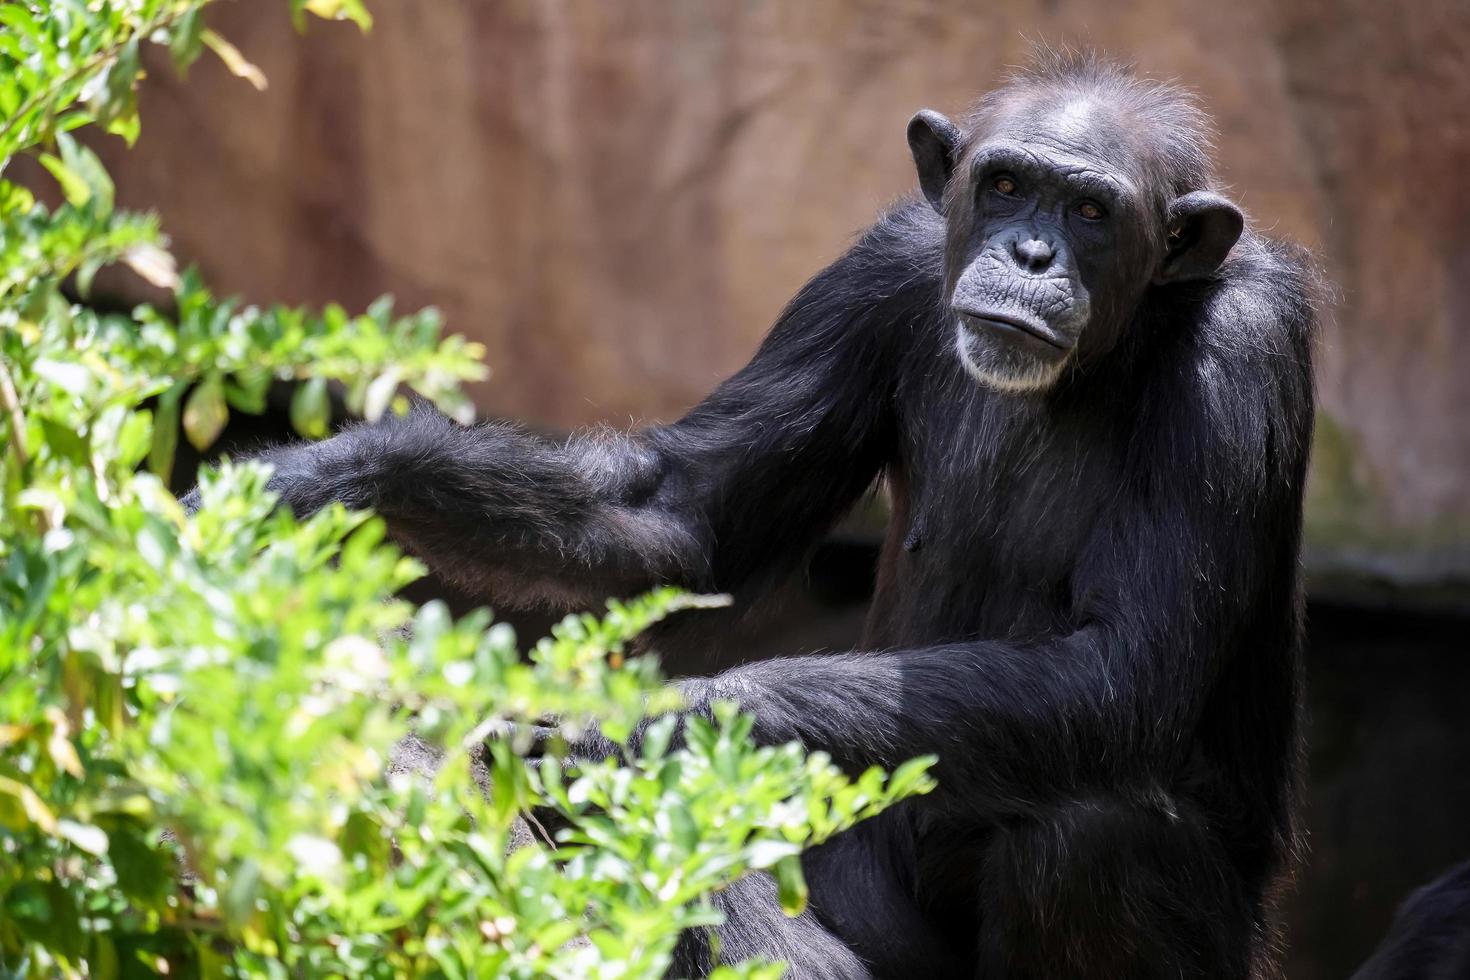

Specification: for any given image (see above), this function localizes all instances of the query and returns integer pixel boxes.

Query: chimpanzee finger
[480,721,560,759]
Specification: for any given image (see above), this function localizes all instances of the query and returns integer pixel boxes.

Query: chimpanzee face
[907,96,1244,393]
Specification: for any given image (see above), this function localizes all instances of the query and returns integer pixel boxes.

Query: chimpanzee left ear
[1155,191,1245,283]
[907,109,964,214]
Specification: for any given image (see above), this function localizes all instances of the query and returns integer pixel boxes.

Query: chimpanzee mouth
[957,311,1072,353]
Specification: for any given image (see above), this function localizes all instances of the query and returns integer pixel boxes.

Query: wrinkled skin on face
[907,94,1244,392]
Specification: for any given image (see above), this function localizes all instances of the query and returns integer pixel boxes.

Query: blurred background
[73,1,1470,975]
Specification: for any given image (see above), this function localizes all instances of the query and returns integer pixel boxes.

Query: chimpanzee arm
[210,204,943,608]
[684,463,1285,816]
[681,282,1315,816]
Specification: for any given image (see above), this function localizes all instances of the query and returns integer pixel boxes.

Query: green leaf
[886,755,938,800]
[90,933,120,980]
[773,853,809,917]
[221,859,262,927]
[149,382,185,480]
[640,714,677,761]
[224,370,270,414]
[5,881,82,958]
[290,376,331,439]
[103,111,141,146]
[169,8,207,73]
[183,377,229,451]
[87,37,142,139]
[0,179,35,212]
[108,828,171,908]
[0,5,39,39]
[0,776,56,834]
[57,130,114,214]
[38,153,91,207]
[39,416,89,464]
[76,255,104,297]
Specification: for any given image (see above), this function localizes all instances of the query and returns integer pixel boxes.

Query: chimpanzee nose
[1013,238,1055,273]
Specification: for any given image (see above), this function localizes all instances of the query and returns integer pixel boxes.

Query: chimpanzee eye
[1076,200,1105,221]
[992,175,1018,195]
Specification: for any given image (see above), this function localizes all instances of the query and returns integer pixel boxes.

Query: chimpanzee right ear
[907,110,964,214]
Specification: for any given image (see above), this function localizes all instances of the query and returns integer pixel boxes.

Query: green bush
[0,4,933,977]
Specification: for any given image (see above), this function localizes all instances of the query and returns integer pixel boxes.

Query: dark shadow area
[1287,601,1470,980]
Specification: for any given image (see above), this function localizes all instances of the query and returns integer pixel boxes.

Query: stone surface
[88,0,1470,594]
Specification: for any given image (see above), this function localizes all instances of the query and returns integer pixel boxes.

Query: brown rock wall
[92,0,1470,590]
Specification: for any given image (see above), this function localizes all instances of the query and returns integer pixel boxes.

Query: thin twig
[520,807,558,850]
[0,355,30,467]
[0,355,52,533]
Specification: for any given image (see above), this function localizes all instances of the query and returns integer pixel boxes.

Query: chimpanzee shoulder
[1354,860,1470,980]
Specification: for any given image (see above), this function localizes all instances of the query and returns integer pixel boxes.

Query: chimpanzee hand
[479,720,626,844]
[494,675,719,771]
[502,721,624,766]
[178,436,360,522]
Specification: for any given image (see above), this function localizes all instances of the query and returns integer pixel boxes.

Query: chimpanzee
[188,53,1318,978]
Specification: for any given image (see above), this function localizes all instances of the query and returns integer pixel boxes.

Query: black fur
[1353,861,1470,980]
[193,53,1318,978]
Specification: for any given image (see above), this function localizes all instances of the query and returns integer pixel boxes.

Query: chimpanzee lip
[958,311,1072,351]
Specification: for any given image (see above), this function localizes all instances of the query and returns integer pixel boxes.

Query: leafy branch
[0,4,933,977]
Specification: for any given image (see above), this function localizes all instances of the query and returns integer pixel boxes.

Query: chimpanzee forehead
[978,92,1154,182]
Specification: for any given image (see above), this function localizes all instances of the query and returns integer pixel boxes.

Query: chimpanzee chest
[866,378,1124,648]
